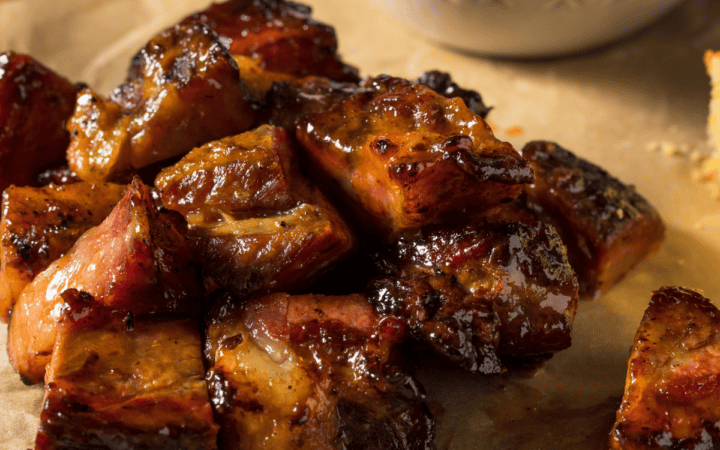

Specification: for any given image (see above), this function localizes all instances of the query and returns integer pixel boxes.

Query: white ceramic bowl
[371,0,684,57]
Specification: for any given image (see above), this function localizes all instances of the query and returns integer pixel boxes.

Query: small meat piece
[377,221,579,360]
[204,291,435,450]
[66,23,257,183]
[156,125,355,299]
[36,289,217,450]
[415,70,491,118]
[0,182,126,322]
[182,0,359,82]
[297,75,533,241]
[522,141,665,299]
[367,271,503,374]
[610,287,720,450]
[7,178,202,384]
[0,52,79,193]
[232,54,298,99]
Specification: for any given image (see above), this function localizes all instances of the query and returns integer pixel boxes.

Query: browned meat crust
[415,70,491,118]
[370,221,579,371]
[610,287,720,450]
[0,182,127,321]
[204,291,435,449]
[297,75,533,242]
[156,125,356,299]
[522,141,665,299]
[7,178,202,384]
[66,23,258,182]
[36,289,218,450]
[181,0,359,82]
[0,52,79,194]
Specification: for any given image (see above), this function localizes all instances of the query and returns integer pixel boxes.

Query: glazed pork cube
[373,221,579,367]
[7,178,202,384]
[36,289,217,450]
[204,291,435,450]
[155,125,355,299]
[181,0,360,82]
[297,75,533,242]
[522,141,665,299]
[610,287,720,449]
[0,52,79,193]
[66,23,257,183]
[0,182,126,321]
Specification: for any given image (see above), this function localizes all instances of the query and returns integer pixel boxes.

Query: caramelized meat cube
[0,182,126,322]
[0,52,79,193]
[36,289,217,450]
[367,271,503,374]
[522,141,665,299]
[8,178,202,384]
[377,221,579,360]
[66,23,257,182]
[204,292,435,450]
[610,287,720,449]
[182,0,359,82]
[415,70,491,118]
[156,125,355,299]
[297,75,533,241]
[232,54,298,99]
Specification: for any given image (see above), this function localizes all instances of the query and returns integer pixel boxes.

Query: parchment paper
[1,0,719,448]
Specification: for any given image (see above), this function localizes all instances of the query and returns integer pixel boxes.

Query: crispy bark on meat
[156,125,355,299]
[36,289,217,450]
[367,271,503,374]
[415,70,491,118]
[0,182,126,322]
[66,23,257,183]
[204,291,435,450]
[182,0,359,82]
[264,76,363,130]
[374,221,579,363]
[610,287,720,450]
[297,75,533,241]
[522,141,665,299]
[7,178,202,384]
[0,52,79,193]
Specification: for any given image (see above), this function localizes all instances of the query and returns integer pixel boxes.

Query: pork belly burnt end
[0,52,79,193]
[182,0,359,82]
[297,75,533,241]
[610,287,720,450]
[204,292,435,450]
[374,221,579,362]
[155,125,355,299]
[0,182,126,322]
[415,70,491,119]
[522,141,664,299]
[8,178,202,384]
[66,23,257,183]
[36,289,217,450]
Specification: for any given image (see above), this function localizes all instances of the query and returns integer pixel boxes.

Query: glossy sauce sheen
[36,290,217,450]
[610,287,720,450]
[0,182,127,321]
[66,22,257,182]
[204,291,435,450]
[522,141,665,299]
[0,52,79,193]
[297,75,533,241]
[181,0,360,82]
[7,178,202,384]
[156,125,355,299]
[375,221,579,364]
